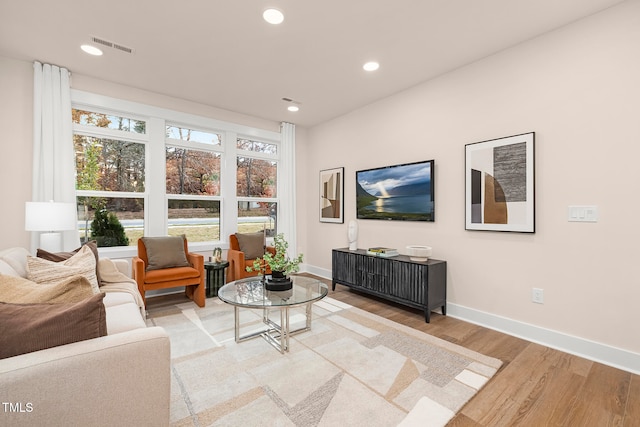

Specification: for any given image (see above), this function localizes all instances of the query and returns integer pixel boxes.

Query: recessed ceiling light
[81,44,103,56]
[363,61,380,71]
[287,105,299,112]
[263,8,284,25]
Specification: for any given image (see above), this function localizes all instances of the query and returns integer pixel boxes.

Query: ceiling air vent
[90,36,134,54]
[112,43,133,54]
[282,97,301,105]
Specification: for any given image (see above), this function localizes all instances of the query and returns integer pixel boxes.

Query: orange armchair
[226,233,276,283]
[132,236,205,307]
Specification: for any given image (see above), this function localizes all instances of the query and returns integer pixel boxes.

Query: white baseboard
[305,265,639,374]
[302,264,331,280]
[446,303,639,375]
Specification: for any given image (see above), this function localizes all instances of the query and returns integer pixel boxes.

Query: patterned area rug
[146,297,502,427]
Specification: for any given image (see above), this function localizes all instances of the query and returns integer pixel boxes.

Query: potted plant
[247,233,303,290]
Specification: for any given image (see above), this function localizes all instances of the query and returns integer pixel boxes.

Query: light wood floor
[325,281,640,427]
[147,277,640,426]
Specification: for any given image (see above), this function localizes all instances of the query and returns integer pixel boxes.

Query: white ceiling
[0,0,626,127]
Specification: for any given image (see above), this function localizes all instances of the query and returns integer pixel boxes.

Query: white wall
[0,57,33,249]
[301,1,640,366]
[70,74,281,134]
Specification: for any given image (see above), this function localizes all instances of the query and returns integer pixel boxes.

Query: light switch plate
[568,205,598,222]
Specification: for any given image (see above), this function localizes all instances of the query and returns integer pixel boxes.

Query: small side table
[204,261,229,298]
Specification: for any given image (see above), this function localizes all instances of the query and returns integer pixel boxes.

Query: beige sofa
[0,247,171,426]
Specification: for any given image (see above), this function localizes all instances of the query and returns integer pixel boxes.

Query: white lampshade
[25,201,76,231]
[25,201,77,252]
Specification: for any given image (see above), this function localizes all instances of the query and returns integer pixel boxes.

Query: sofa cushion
[143,266,200,284]
[27,245,99,294]
[37,240,102,285]
[0,293,107,359]
[0,259,19,277]
[0,274,94,304]
[105,301,147,334]
[102,291,136,308]
[0,247,30,278]
[235,232,265,259]
[142,236,190,271]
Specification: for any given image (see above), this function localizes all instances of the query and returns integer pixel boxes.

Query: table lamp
[25,201,76,252]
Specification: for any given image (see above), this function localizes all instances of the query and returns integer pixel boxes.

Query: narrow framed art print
[319,167,344,223]
[465,132,535,233]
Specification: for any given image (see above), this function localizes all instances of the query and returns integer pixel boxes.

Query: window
[236,157,277,198]
[75,136,145,192]
[73,109,146,134]
[71,90,284,251]
[236,138,277,198]
[236,137,278,236]
[237,138,276,154]
[77,196,144,247]
[166,125,223,242]
[167,126,220,145]
[166,147,220,195]
[167,199,220,241]
[237,201,277,236]
[73,108,147,247]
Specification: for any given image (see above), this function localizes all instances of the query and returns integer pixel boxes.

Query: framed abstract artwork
[465,132,535,233]
[319,167,344,223]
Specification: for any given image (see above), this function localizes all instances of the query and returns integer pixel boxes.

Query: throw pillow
[0,274,94,304]
[27,245,99,294]
[142,235,190,271]
[235,232,265,259]
[0,293,107,360]
[37,240,102,285]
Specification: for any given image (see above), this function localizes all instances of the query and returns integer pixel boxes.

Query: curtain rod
[33,60,72,77]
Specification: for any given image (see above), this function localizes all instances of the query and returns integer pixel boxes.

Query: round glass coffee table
[218,276,328,353]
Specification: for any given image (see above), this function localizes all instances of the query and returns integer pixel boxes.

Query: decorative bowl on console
[405,245,432,262]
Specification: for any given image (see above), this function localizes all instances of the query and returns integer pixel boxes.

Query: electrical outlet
[532,288,544,304]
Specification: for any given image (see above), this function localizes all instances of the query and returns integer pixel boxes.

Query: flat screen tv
[356,160,434,221]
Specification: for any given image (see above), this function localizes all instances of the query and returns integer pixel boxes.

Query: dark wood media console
[331,248,447,323]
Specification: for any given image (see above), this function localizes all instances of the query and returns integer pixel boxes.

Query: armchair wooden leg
[185,284,205,307]
[226,260,235,283]
[193,283,205,307]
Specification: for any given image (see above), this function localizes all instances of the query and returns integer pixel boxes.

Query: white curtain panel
[279,122,297,258]
[32,61,79,252]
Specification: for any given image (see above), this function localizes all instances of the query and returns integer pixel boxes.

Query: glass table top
[218,275,328,309]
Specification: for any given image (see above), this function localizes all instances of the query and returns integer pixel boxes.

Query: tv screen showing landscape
[356,160,434,221]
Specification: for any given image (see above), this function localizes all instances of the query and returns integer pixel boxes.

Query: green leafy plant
[246,233,303,276]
